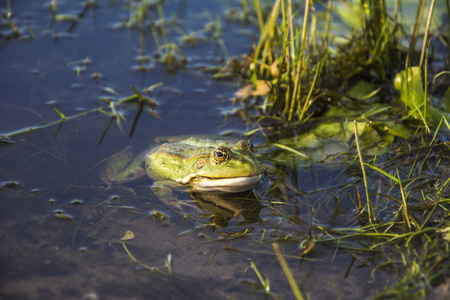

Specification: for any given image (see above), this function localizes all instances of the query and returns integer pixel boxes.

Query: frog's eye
[211,147,230,164]
[247,140,254,153]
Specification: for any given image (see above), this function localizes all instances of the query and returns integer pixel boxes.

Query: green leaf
[274,143,308,158]
[394,67,450,126]
[363,162,399,183]
[54,108,66,119]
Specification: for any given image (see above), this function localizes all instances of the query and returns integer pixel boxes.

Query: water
[0,1,394,299]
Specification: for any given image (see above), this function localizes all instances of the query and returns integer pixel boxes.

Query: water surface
[1,1,396,299]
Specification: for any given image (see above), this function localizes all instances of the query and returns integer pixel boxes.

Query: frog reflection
[189,190,263,227]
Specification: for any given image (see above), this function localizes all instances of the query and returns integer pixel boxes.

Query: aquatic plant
[223,1,450,298]
[229,0,448,128]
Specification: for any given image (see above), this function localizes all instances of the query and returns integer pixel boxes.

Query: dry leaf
[120,230,135,241]
[235,80,271,98]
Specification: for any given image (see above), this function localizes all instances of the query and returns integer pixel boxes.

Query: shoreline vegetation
[229,1,449,299]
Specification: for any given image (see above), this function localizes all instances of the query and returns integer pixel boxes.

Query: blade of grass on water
[354,120,376,225]
[250,261,271,294]
[273,243,304,300]
[274,143,308,158]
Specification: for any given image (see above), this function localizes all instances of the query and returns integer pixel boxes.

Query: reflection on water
[0,0,394,299]
[190,190,264,227]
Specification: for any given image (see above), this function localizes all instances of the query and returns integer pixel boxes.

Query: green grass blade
[274,143,308,158]
[273,243,304,300]
[363,162,399,183]
[354,120,376,224]
[54,108,66,119]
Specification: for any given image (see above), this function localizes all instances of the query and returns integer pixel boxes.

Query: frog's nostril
[197,159,205,169]
[239,159,245,163]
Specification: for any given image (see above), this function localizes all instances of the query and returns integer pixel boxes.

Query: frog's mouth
[177,174,262,193]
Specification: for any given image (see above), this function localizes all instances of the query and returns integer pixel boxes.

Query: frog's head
[179,140,264,192]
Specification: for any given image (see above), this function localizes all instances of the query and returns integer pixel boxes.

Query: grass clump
[228,0,449,128]
[225,1,450,298]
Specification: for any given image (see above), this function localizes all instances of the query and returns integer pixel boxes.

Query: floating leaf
[235,80,272,98]
[347,80,376,99]
[55,14,80,22]
[120,230,135,241]
[377,122,411,139]
[102,87,120,96]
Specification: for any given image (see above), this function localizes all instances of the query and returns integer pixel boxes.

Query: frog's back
[145,137,222,180]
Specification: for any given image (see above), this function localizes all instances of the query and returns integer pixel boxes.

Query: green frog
[101,137,264,201]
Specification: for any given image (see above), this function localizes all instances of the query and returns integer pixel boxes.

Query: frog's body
[101,137,264,196]
[146,137,263,192]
